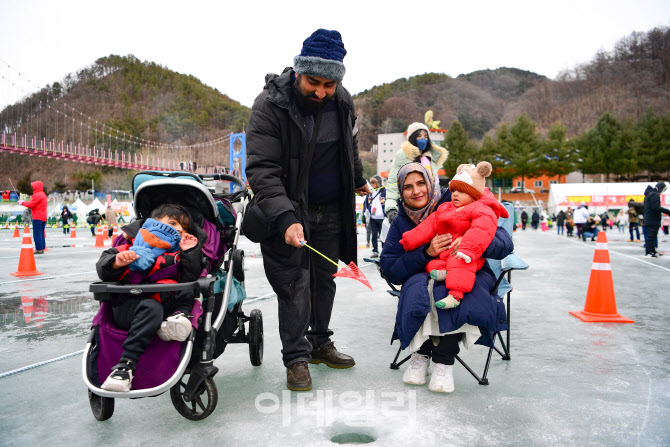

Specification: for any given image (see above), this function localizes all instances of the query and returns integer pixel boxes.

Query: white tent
[87,198,105,214]
[547,182,670,215]
[69,198,88,222]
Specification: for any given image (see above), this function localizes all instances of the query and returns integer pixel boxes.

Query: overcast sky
[1,0,669,115]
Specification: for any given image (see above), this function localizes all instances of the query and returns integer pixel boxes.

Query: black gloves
[386,209,398,224]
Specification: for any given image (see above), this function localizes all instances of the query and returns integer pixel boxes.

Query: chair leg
[496,331,511,361]
[455,355,488,385]
[390,346,411,370]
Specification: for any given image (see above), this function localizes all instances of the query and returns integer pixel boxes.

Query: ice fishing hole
[330,432,376,444]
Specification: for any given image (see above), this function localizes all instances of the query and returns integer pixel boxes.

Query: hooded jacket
[380,188,513,348]
[385,140,449,214]
[246,67,366,265]
[643,184,670,226]
[21,181,48,221]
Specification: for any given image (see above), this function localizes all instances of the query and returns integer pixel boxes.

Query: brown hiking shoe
[286,361,312,391]
[310,342,355,369]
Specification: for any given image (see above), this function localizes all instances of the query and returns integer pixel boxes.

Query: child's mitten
[129,218,181,271]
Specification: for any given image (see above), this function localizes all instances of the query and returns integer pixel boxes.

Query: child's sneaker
[101,359,135,392]
[428,363,455,393]
[403,353,430,385]
[157,312,192,341]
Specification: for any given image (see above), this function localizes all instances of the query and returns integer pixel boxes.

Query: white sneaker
[402,353,430,385]
[101,362,134,392]
[429,363,455,393]
[157,313,192,341]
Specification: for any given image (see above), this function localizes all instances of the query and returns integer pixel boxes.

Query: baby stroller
[82,171,263,421]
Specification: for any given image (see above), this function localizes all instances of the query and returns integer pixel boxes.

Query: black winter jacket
[246,68,366,264]
[643,185,670,226]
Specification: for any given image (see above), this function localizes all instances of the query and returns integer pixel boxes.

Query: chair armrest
[501,253,529,273]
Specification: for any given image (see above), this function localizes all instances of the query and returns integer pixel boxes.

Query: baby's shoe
[428,363,455,393]
[101,359,136,392]
[435,294,460,309]
[402,352,430,385]
[430,270,447,281]
[157,312,192,341]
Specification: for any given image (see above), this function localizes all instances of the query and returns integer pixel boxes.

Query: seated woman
[380,163,513,393]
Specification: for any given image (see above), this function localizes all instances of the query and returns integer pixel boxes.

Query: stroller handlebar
[90,277,217,300]
[198,174,247,189]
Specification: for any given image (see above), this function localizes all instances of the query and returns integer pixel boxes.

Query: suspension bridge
[0,57,246,177]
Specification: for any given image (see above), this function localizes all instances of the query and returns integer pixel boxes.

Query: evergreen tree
[443,121,471,176]
[505,114,543,185]
[542,122,577,177]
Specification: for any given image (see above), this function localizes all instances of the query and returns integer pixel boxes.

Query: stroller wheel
[88,390,114,421]
[248,309,263,366]
[232,249,245,282]
[170,373,218,420]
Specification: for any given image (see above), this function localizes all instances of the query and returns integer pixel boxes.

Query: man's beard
[294,75,334,113]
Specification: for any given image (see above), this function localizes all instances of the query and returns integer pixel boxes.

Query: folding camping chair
[367,201,528,385]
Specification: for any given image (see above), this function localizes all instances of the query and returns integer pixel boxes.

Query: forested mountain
[353,27,670,152]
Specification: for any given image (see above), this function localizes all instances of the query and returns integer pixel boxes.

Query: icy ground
[1,226,669,446]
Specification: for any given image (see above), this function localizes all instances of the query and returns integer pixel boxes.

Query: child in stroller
[84,171,263,421]
[97,204,203,392]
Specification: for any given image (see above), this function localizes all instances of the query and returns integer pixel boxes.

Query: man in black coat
[643,182,670,257]
[246,29,370,391]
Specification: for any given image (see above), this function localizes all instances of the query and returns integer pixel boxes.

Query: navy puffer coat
[380,188,513,349]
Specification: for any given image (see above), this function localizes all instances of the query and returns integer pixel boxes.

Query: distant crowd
[518,182,670,258]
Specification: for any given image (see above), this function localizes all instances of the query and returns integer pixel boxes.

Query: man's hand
[356,183,372,196]
[425,234,453,258]
[284,223,305,248]
[179,233,198,251]
[113,250,139,269]
[449,237,463,256]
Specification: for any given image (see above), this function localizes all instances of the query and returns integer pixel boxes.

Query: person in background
[362,209,371,248]
[643,182,670,258]
[599,210,609,232]
[662,212,670,236]
[384,122,448,224]
[17,181,47,254]
[520,209,528,230]
[556,209,565,235]
[87,208,102,236]
[627,203,641,242]
[573,203,590,238]
[615,210,627,233]
[531,209,540,230]
[61,206,73,234]
[364,175,386,258]
[106,206,118,238]
[245,28,370,391]
[581,216,600,241]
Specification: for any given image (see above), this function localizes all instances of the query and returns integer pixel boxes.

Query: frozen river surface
[1,226,669,446]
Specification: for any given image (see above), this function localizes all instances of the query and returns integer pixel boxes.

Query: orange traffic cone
[570,232,634,323]
[21,296,34,323]
[10,227,43,277]
[94,224,105,248]
[4,221,8,229]
[13,225,20,238]
[102,223,109,240]
[70,225,77,238]
[43,227,49,252]
[111,224,119,244]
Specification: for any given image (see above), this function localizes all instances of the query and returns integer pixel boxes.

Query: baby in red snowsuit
[400,162,509,309]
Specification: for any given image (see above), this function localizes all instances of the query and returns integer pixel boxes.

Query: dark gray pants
[261,201,342,367]
[112,298,164,364]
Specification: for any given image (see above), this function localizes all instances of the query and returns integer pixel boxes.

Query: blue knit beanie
[294,29,347,82]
